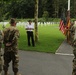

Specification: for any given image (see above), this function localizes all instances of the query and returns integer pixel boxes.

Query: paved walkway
[56,39,73,55]
[4,39,74,75]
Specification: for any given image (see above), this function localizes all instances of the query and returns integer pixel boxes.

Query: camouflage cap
[10,18,16,24]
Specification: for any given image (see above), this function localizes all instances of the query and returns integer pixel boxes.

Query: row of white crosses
[0,21,59,28]
[38,22,59,26]
[16,22,59,27]
[0,22,9,28]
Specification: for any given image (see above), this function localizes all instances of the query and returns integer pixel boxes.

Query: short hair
[10,18,15,24]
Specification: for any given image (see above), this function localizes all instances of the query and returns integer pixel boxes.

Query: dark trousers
[27,31,35,46]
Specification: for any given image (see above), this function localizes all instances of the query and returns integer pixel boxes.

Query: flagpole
[68,0,70,11]
[67,0,70,18]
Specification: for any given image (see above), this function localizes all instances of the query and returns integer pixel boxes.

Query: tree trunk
[34,0,38,42]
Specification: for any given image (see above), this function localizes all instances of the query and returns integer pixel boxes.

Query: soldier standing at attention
[67,22,75,45]
[69,23,75,44]
[3,18,21,75]
[71,25,76,75]
[0,30,3,75]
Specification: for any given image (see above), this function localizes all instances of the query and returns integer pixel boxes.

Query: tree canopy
[0,0,76,20]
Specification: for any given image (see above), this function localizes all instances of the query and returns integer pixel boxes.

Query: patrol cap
[10,18,16,24]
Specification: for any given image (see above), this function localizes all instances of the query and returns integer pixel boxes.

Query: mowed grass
[0,23,65,53]
[18,24,65,53]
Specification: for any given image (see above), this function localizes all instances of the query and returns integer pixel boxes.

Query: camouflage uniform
[71,26,76,75]
[69,25,75,44]
[3,26,20,75]
[0,30,3,75]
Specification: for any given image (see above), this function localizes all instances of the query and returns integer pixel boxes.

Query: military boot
[0,72,2,75]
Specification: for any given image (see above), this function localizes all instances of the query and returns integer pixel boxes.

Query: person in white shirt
[25,20,35,47]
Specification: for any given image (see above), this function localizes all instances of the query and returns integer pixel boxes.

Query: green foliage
[42,11,49,21]
[0,0,76,19]
[3,0,35,18]
[38,18,60,22]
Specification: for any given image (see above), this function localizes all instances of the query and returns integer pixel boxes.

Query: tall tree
[34,0,38,42]
[0,0,4,21]
[52,0,59,18]
[0,0,76,19]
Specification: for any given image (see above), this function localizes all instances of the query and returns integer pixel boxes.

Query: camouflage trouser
[3,51,19,73]
[72,41,76,75]
[0,44,3,75]
[72,58,76,75]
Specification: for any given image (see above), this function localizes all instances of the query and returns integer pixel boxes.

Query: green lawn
[18,24,65,53]
[0,23,65,53]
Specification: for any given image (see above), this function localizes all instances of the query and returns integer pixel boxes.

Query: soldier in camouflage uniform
[0,30,3,75]
[3,18,20,75]
[68,23,75,44]
[71,25,76,75]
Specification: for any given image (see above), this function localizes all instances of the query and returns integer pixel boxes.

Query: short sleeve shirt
[26,23,34,31]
